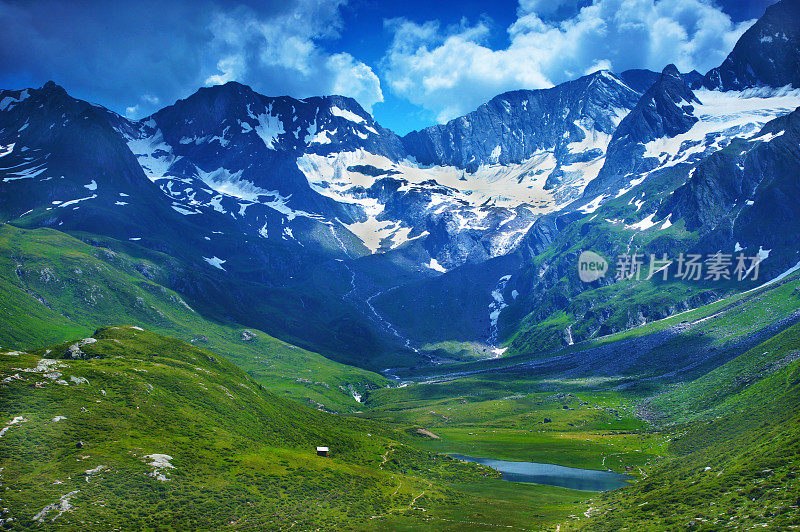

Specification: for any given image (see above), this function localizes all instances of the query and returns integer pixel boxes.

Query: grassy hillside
[567,323,800,530]
[0,224,389,411]
[498,158,793,355]
[0,327,590,530]
[648,320,800,422]
[399,267,800,383]
[3,225,799,530]
[355,289,800,530]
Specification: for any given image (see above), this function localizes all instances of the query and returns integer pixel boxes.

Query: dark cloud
[0,1,210,112]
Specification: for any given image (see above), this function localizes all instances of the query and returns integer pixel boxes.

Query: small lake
[450,454,632,491]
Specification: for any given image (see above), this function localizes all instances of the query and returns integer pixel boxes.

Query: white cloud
[382,0,755,123]
[205,56,244,86]
[125,94,160,118]
[327,53,384,111]
[202,0,383,111]
[583,59,613,75]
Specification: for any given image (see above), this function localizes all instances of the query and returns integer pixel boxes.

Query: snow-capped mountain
[579,64,800,210]
[583,64,702,197]
[121,82,411,257]
[367,0,800,353]
[296,70,642,268]
[0,81,183,240]
[0,81,360,287]
[660,105,800,260]
[401,70,639,172]
[111,70,651,271]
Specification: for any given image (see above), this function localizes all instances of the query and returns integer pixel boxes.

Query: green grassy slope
[0,327,588,530]
[0,224,389,411]
[565,323,800,530]
[648,320,800,422]
[498,155,797,355]
[354,291,800,530]
[400,268,800,383]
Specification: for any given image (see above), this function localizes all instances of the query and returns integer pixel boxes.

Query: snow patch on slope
[203,256,226,270]
[330,106,365,124]
[488,275,511,348]
[254,109,285,149]
[643,89,800,168]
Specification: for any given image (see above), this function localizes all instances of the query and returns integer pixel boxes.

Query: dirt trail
[379,445,395,468]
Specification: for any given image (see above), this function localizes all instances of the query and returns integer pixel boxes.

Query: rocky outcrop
[584,64,700,196]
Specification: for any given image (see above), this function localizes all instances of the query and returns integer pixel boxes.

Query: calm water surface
[451,454,632,491]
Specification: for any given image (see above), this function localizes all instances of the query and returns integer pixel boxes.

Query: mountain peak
[619,68,704,94]
[701,0,800,91]
[608,63,700,140]
[38,80,69,98]
[655,63,701,106]
[307,94,368,114]
[402,69,639,169]
[195,81,259,102]
[661,64,681,79]
[583,60,700,196]
[586,69,616,81]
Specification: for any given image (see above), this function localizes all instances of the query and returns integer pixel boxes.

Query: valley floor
[2,255,800,530]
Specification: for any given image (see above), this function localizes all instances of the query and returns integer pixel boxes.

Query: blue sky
[0,0,778,134]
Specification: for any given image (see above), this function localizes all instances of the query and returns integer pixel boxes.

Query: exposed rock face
[2,0,800,363]
[660,106,800,275]
[402,70,640,171]
[701,0,800,91]
[619,68,704,94]
[145,82,405,205]
[63,338,98,360]
[585,64,700,196]
[517,212,582,262]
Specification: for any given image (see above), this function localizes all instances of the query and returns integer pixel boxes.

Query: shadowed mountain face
[584,65,701,197]
[143,82,405,202]
[115,69,650,274]
[702,0,800,91]
[0,82,194,245]
[660,107,800,260]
